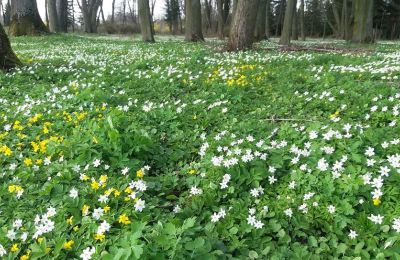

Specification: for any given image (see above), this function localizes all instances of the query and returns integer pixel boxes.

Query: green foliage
[0,35,399,259]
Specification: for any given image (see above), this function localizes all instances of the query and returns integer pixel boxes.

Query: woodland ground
[0,34,399,259]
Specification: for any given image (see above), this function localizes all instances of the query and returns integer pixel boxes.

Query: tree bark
[184,0,204,42]
[0,22,21,70]
[138,0,155,42]
[217,0,224,39]
[228,0,260,51]
[254,0,266,41]
[10,0,48,36]
[57,0,68,32]
[47,0,60,32]
[279,0,297,45]
[265,0,270,39]
[299,0,305,40]
[79,0,102,33]
[291,6,298,40]
[352,0,374,43]
[111,0,116,23]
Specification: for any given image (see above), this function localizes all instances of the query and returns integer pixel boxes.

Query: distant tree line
[1,0,400,70]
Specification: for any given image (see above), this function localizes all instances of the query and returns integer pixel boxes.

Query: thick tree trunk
[47,0,59,32]
[10,0,48,36]
[352,0,374,43]
[57,0,68,32]
[300,0,305,40]
[185,0,203,42]
[279,0,297,45]
[217,0,224,39]
[80,0,102,33]
[0,22,21,70]
[228,0,260,51]
[254,0,266,41]
[138,0,155,42]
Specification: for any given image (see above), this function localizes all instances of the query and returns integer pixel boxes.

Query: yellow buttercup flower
[103,205,110,213]
[67,216,74,225]
[63,240,74,250]
[118,214,131,225]
[94,233,105,241]
[11,243,19,252]
[373,198,381,206]
[136,169,144,178]
[24,158,33,166]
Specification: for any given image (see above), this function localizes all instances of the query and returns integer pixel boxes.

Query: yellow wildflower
[24,158,32,166]
[63,240,74,250]
[136,169,144,178]
[118,214,131,225]
[11,244,19,252]
[103,205,110,213]
[67,216,74,225]
[373,198,381,206]
[94,233,105,241]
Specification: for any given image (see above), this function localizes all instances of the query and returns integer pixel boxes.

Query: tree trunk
[138,0,155,42]
[47,0,59,32]
[279,0,297,45]
[291,6,298,40]
[80,0,102,33]
[228,0,260,51]
[352,0,374,43]
[0,22,21,70]
[57,0,68,32]
[265,0,270,39]
[111,0,116,23]
[185,0,204,42]
[332,0,341,37]
[254,0,266,41]
[10,0,48,36]
[300,0,305,40]
[217,0,224,39]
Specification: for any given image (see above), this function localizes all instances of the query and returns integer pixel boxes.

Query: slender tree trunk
[111,0,116,23]
[352,0,374,43]
[265,0,270,39]
[228,0,260,51]
[332,0,341,37]
[57,0,68,32]
[47,0,60,32]
[185,0,203,42]
[0,22,21,70]
[291,6,298,40]
[300,0,305,40]
[45,0,49,26]
[279,0,297,45]
[217,0,224,39]
[232,0,237,21]
[10,0,48,36]
[138,0,155,42]
[254,0,266,41]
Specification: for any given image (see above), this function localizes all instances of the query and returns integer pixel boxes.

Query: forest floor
[0,34,399,259]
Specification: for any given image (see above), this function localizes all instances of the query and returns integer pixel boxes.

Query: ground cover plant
[0,35,400,259]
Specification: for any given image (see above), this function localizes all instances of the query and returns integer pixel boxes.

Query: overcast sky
[36,0,166,21]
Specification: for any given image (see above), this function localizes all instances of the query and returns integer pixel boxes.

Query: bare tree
[47,0,60,32]
[9,0,48,36]
[352,0,374,43]
[77,0,102,33]
[279,0,297,45]
[57,0,68,32]
[185,0,204,41]
[228,0,260,51]
[138,0,155,42]
[299,0,305,40]
[0,22,21,70]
